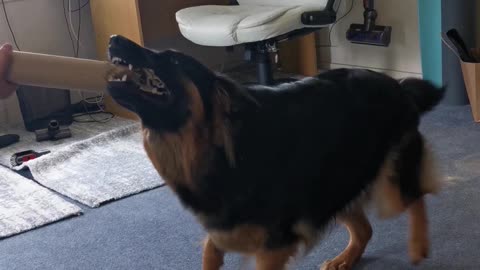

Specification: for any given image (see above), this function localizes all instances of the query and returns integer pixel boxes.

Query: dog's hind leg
[321,207,372,270]
[408,197,429,265]
[203,237,225,270]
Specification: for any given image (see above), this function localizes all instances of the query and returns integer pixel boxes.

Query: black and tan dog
[107,35,444,270]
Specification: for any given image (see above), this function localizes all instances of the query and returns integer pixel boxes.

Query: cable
[68,0,85,50]
[61,0,111,123]
[68,0,79,47]
[318,0,355,48]
[63,0,77,56]
[70,0,89,12]
[73,109,115,123]
[75,0,81,57]
[1,0,21,50]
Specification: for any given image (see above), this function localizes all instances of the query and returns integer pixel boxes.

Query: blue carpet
[1,105,480,270]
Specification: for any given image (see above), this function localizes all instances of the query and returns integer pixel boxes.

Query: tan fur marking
[255,246,298,270]
[143,128,185,186]
[322,207,372,270]
[419,142,441,194]
[292,221,320,253]
[142,79,238,191]
[408,197,429,265]
[185,80,205,123]
[142,81,209,190]
[371,155,407,219]
[202,237,225,270]
[208,225,268,254]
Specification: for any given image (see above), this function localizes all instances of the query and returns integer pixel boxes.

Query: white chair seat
[176,5,326,47]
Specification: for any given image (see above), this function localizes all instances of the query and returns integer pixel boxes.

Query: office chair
[176,0,338,85]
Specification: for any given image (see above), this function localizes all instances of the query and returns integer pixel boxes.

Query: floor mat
[21,123,163,208]
[0,166,81,239]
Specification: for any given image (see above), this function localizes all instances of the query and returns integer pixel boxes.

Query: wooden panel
[279,34,318,76]
[461,59,480,122]
[139,0,229,42]
[90,0,144,57]
[90,0,144,119]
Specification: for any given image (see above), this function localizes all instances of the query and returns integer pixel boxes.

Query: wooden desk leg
[90,0,144,120]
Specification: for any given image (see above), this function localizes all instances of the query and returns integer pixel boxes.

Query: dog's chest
[142,129,188,187]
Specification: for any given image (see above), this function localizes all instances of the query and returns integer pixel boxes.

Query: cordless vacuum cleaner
[346,0,392,46]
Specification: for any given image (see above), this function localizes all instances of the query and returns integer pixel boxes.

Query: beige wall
[317,0,422,79]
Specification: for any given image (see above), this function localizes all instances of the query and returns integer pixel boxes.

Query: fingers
[0,43,17,99]
[0,43,13,76]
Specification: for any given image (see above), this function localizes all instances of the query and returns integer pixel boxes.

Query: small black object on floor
[0,134,20,149]
[35,120,72,142]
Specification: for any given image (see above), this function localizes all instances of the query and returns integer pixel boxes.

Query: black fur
[186,70,443,249]
[107,35,445,250]
[400,78,446,113]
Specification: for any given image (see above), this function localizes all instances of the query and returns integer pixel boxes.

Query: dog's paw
[409,237,429,265]
[320,259,352,270]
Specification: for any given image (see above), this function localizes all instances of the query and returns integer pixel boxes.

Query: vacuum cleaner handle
[363,0,374,9]
[8,51,125,93]
[363,0,377,32]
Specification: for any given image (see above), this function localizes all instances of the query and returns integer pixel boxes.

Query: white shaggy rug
[21,124,164,208]
[0,166,81,239]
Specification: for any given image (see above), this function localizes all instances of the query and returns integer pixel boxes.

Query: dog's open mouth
[107,56,170,96]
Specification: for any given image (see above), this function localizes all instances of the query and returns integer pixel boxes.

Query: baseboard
[319,62,423,80]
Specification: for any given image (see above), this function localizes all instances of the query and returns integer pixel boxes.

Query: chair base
[257,53,274,85]
[245,42,277,85]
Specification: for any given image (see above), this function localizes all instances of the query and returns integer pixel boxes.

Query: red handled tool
[10,150,51,167]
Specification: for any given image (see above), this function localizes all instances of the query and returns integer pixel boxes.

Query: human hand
[0,43,17,99]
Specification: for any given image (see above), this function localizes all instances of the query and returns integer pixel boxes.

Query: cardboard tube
[8,51,120,93]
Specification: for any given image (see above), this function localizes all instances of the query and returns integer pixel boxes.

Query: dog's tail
[400,78,446,113]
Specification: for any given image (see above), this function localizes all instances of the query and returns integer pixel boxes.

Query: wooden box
[460,49,480,122]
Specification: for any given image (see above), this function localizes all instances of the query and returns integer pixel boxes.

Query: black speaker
[16,86,73,132]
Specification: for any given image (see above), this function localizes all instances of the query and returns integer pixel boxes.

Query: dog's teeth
[129,64,133,70]
[122,75,128,81]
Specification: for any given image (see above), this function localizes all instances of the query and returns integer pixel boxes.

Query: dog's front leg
[408,197,429,265]
[203,236,225,270]
[321,207,372,270]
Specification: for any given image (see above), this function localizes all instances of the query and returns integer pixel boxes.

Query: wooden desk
[90,0,317,118]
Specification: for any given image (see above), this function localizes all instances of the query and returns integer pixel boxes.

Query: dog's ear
[211,78,261,168]
[212,80,236,167]
[214,76,260,112]
[165,50,216,86]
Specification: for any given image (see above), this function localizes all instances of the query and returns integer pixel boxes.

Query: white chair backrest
[237,0,329,7]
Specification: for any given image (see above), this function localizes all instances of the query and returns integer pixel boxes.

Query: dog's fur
[107,35,444,270]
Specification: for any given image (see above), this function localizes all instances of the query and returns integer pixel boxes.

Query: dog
[106,35,444,270]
